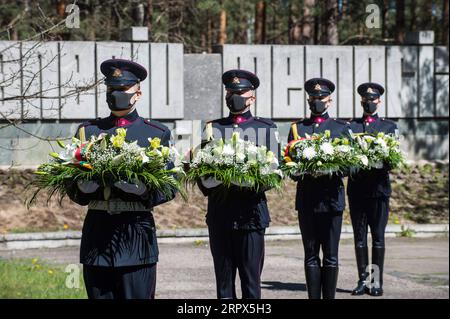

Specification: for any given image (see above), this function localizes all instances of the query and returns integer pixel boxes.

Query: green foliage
[0,1,446,49]
[398,225,416,238]
[26,129,186,207]
[0,258,86,299]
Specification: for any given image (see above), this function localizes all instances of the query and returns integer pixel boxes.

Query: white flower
[222,144,235,156]
[59,143,77,162]
[336,145,350,153]
[140,150,149,163]
[302,147,316,160]
[358,155,369,166]
[375,137,387,149]
[320,142,334,155]
[357,137,368,151]
[236,152,246,163]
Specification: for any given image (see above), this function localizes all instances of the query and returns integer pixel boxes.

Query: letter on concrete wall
[272,45,304,119]
[150,43,184,119]
[131,42,150,119]
[222,44,271,118]
[0,41,22,120]
[354,46,386,118]
[60,41,97,120]
[96,42,132,118]
[386,46,418,118]
[305,46,353,118]
[435,46,449,117]
[22,42,59,119]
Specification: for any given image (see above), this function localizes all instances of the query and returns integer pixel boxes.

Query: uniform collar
[228,110,253,124]
[108,109,139,127]
[310,112,329,124]
[363,113,379,123]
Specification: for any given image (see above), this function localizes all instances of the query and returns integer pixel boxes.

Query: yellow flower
[115,128,127,137]
[161,146,170,157]
[48,270,54,275]
[284,156,292,163]
[63,224,69,230]
[111,135,125,148]
[35,264,40,270]
[149,137,161,150]
[32,258,38,264]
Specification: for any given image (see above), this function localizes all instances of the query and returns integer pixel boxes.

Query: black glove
[63,179,91,206]
[77,180,100,194]
[112,180,150,202]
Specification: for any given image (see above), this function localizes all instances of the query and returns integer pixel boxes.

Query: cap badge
[367,87,374,93]
[112,69,122,77]
[232,77,240,84]
[314,84,321,91]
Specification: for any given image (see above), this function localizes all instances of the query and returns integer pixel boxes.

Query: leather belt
[88,199,148,214]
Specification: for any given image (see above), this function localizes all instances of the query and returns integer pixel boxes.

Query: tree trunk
[56,0,65,18]
[302,0,315,44]
[419,0,432,30]
[132,3,145,26]
[395,0,405,43]
[217,9,227,45]
[206,11,213,53]
[288,1,302,44]
[254,1,266,44]
[443,0,449,46]
[321,0,338,45]
[145,0,153,40]
[409,0,416,31]
[168,0,183,42]
[234,10,248,44]
[381,0,389,39]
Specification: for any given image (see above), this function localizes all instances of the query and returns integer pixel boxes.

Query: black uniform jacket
[347,114,398,199]
[197,111,280,230]
[288,112,352,213]
[66,109,176,267]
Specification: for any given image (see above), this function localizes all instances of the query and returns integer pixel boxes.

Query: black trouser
[83,263,157,299]
[349,196,389,249]
[208,224,265,299]
[298,210,343,268]
[349,196,389,290]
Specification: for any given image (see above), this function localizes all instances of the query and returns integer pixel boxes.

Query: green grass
[0,258,87,299]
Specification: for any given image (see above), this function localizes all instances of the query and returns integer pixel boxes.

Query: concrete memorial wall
[0,32,448,165]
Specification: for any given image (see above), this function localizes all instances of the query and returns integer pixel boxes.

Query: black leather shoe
[369,247,385,297]
[305,266,321,299]
[369,287,384,296]
[351,246,370,295]
[322,266,339,299]
[351,276,370,295]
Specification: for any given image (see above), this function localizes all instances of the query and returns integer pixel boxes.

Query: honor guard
[65,59,176,299]
[348,82,398,297]
[288,78,352,299]
[197,69,280,299]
